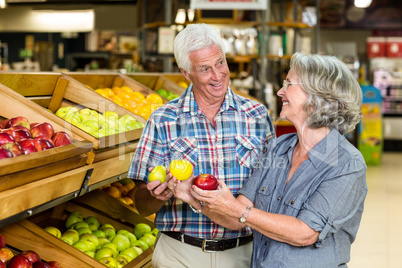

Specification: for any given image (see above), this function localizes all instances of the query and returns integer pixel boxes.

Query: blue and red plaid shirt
[128,85,275,239]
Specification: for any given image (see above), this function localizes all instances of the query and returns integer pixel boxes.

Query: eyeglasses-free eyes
[282,80,303,92]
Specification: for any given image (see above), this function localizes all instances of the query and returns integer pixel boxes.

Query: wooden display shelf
[0,199,154,268]
[127,73,185,97]
[0,72,146,162]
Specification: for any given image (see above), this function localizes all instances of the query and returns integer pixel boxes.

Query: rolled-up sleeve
[297,159,368,247]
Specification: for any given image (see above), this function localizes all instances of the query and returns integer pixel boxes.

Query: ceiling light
[175,9,186,24]
[0,0,6,9]
[354,0,372,8]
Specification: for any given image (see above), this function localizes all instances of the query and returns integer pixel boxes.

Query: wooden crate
[127,73,185,97]
[0,72,146,163]
[0,198,154,268]
[0,81,93,193]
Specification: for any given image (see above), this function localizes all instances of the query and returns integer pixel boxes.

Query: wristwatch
[239,206,252,223]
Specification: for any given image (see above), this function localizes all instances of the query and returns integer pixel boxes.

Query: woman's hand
[167,170,197,205]
[191,180,237,216]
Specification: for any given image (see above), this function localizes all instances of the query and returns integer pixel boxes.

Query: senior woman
[168,52,368,267]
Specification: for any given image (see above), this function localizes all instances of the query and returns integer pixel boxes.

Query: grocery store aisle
[349,152,402,268]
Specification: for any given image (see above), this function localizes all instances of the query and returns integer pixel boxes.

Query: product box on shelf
[0,197,154,268]
[0,72,146,163]
[367,37,387,58]
[0,83,94,221]
[386,37,402,58]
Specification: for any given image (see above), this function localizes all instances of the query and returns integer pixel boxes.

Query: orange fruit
[146,94,163,104]
[121,86,133,93]
[137,104,151,120]
[103,186,122,198]
[117,197,128,205]
[118,186,130,196]
[112,182,123,188]
[104,88,115,97]
[122,197,133,205]
[112,87,124,95]
[131,92,145,101]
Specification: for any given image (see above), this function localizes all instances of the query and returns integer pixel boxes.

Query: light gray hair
[173,23,226,73]
[290,52,363,135]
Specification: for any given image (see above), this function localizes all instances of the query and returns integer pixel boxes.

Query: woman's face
[277,69,309,124]
[182,44,230,102]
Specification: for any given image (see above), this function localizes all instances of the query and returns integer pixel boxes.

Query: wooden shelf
[266,22,313,28]
[266,54,293,60]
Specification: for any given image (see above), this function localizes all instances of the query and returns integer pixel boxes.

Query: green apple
[64,112,81,126]
[102,242,118,257]
[132,246,143,255]
[79,233,99,251]
[79,108,99,118]
[60,236,74,245]
[62,229,80,243]
[130,240,149,252]
[97,237,110,249]
[148,165,167,183]
[84,251,95,258]
[112,234,130,252]
[79,113,97,122]
[92,230,106,238]
[81,120,100,132]
[71,221,89,230]
[120,247,139,260]
[72,241,90,252]
[151,228,159,237]
[119,231,137,244]
[140,233,156,247]
[103,111,119,120]
[100,224,116,239]
[44,226,61,238]
[115,255,130,267]
[125,120,142,131]
[65,211,84,229]
[156,89,168,98]
[76,227,92,236]
[133,223,152,239]
[84,216,100,228]
[99,256,118,268]
[94,247,114,261]
[55,106,79,119]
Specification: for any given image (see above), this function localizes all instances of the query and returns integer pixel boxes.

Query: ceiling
[6,0,138,5]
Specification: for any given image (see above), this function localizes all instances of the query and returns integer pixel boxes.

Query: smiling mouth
[211,82,223,87]
[283,101,289,106]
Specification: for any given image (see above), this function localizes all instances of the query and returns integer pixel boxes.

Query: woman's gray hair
[173,23,226,73]
[290,52,363,135]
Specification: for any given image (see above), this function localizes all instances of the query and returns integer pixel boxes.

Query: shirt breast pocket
[169,137,198,167]
[283,196,304,217]
[254,186,274,212]
[235,135,262,169]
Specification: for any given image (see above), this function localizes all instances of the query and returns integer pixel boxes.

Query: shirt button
[261,187,265,192]
[277,196,281,200]
[290,200,295,205]
[264,241,268,245]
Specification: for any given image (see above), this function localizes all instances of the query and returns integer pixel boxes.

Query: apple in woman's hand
[193,174,218,190]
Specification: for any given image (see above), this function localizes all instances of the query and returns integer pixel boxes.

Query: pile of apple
[155,89,179,101]
[0,233,62,268]
[101,178,136,206]
[55,107,144,138]
[44,211,158,268]
[0,116,73,160]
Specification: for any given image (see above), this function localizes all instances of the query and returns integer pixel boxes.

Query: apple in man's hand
[193,174,219,190]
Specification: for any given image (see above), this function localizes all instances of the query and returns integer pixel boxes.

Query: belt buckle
[202,239,219,253]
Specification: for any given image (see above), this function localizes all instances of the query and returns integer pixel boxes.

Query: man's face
[183,44,230,101]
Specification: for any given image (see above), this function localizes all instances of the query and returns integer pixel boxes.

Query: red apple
[31,139,42,152]
[0,119,9,129]
[9,125,30,133]
[0,142,24,157]
[0,148,13,160]
[193,174,219,190]
[0,132,15,145]
[0,260,5,268]
[5,116,30,130]
[45,261,62,268]
[0,128,16,138]
[0,248,14,265]
[30,122,54,140]
[36,138,55,151]
[0,234,5,249]
[18,139,39,155]
[20,251,40,265]
[8,255,32,268]
[14,130,32,142]
[32,262,50,268]
[30,123,40,129]
[52,132,73,147]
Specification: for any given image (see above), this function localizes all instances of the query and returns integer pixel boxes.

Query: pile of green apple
[55,106,144,138]
[44,211,158,268]
[155,89,179,101]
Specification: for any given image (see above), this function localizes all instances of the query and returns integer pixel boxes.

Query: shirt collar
[276,129,344,169]
[177,84,240,115]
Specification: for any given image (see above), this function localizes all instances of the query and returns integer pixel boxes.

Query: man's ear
[180,68,190,81]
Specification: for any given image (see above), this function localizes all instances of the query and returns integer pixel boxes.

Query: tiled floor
[349,152,402,268]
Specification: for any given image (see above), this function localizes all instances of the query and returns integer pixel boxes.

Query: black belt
[162,231,253,252]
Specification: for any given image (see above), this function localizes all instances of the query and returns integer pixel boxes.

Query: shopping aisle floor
[349,152,402,268]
